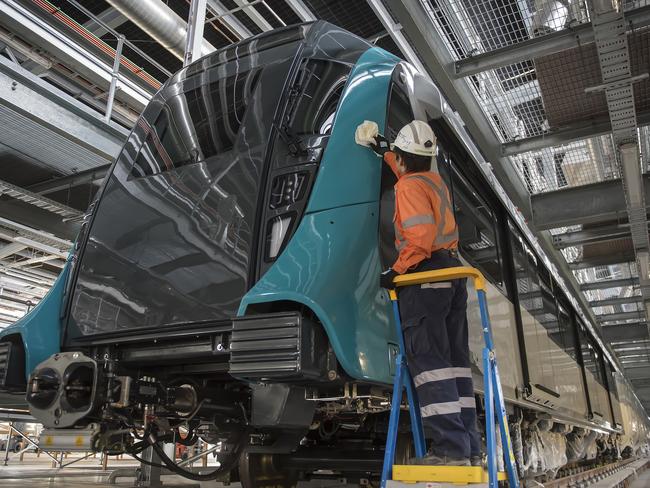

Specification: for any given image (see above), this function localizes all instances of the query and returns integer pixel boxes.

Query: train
[0,21,648,486]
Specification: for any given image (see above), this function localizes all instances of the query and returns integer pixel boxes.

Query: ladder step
[392,465,507,484]
[387,482,489,488]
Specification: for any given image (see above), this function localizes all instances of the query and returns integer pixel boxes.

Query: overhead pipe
[105,0,216,61]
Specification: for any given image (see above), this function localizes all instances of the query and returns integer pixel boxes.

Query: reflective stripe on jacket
[384,152,459,274]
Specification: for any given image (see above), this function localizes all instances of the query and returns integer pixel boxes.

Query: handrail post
[105,34,125,123]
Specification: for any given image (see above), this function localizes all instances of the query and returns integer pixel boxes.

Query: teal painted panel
[306,47,399,213]
[240,48,401,384]
[0,262,69,378]
[239,203,396,383]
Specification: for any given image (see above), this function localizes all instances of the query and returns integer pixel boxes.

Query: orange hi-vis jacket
[384,152,459,274]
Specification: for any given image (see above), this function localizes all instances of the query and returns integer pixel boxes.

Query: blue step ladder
[381,266,520,488]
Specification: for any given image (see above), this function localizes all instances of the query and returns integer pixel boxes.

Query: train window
[131,69,261,178]
[556,299,578,361]
[387,83,414,142]
[579,324,608,389]
[510,223,580,356]
[285,59,350,136]
[451,168,504,287]
[510,224,541,312]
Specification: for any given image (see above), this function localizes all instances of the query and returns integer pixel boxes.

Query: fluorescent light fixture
[619,143,643,207]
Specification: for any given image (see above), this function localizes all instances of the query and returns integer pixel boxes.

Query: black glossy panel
[66,45,298,339]
[64,22,373,342]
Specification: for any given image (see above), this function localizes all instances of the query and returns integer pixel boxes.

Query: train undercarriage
[24,314,633,486]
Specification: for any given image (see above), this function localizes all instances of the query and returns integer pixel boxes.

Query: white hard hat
[391,120,436,157]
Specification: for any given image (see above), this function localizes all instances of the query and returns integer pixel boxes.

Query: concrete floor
[629,468,650,488]
[0,452,210,487]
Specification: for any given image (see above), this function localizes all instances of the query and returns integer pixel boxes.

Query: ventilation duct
[105,0,215,61]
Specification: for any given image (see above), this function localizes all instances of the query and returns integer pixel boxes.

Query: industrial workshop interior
[1,0,650,487]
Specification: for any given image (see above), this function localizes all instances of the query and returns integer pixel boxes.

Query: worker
[355,120,481,467]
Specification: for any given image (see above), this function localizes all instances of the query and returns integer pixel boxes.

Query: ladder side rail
[381,355,407,488]
[483,347,498,488]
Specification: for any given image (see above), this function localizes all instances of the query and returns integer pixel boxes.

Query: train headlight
[269,172,308,209]
[265,214,294,260]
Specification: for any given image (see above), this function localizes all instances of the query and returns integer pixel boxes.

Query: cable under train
[0,21,648,486]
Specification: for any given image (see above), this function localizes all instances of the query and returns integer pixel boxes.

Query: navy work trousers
[398,251,481,459]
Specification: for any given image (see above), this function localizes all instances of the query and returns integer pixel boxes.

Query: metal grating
[422,0,650,196]
[535,29,650,130]
[303,0,384,39]
[425,0,590,61]
[512,134,620,193]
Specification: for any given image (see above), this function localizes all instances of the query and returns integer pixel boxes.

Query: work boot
[470,455,484,467]
[410,453,471,466]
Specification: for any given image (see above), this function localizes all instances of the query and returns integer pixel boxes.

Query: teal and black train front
[1,20,647,485]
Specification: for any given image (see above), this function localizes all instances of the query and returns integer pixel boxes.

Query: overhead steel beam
[589,296,642,308]
[602,322,649,342]
[39,71,138,128]
[82,8,127,37]
[581,277,638,291]
[233,0,273,31]
[0,243,25,260]
[3,255,62,269]
[454,5,650,77]
[27,165,110,196]
[531,175,650,230]
[286,0,316,21]
[184,0,208,66]
[206,0,253,39]
[503,112,650,156]
[629,377,650,389]
[620,364,650,379]
[387,0,531,217]
[0,55,128,173]
[0,179,82,218]
[0,0,153,110]
[552,223,633,249]
[597,310,645,322]
[569,251,636,270]
[366,0,427,75]
[0,202,79,242]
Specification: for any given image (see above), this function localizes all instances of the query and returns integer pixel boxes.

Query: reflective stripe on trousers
[399,254,481,459]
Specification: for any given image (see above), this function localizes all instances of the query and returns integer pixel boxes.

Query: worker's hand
[380,268,398,289]
[369,134,390,156]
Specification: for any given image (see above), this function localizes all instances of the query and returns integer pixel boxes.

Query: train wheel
[238,452,297,488]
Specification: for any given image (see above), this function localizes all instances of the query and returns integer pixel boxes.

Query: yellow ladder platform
[392,465,507,484]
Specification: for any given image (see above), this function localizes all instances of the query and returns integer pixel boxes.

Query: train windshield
[64,31,305,340]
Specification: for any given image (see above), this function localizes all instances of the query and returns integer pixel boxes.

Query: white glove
[355,120,379,147]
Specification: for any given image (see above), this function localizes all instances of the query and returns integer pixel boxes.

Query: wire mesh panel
[512,134,620,193]
[424,0,590,60]
[421,0,650,196]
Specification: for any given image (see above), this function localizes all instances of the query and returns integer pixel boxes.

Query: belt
[433,248,459,259]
